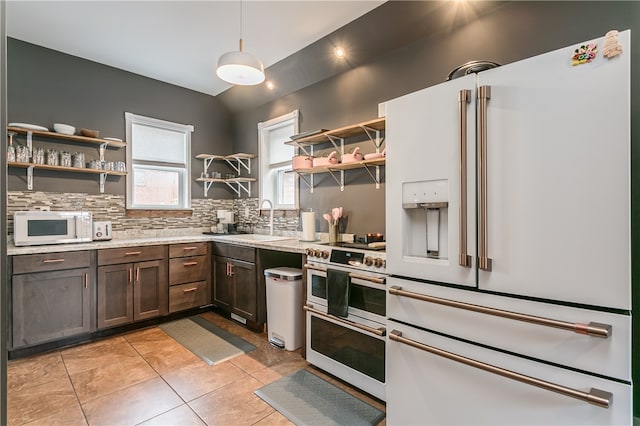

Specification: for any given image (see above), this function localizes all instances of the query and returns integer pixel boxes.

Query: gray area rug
[255,369,385,426]
[159,316,256,365]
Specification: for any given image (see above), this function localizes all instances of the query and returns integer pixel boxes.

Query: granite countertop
[7,229,316,256]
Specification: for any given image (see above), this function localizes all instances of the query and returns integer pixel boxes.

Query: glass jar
[6,144,15,162]
[33,147,45,165]
[72,152,85,168]
[60,151,72,167]
[16,145,30,163]
[46,149,59,166]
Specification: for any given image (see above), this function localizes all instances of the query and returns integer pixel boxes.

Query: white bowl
[53,123,75,135]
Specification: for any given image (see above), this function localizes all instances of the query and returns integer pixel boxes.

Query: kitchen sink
[215,234,296,242]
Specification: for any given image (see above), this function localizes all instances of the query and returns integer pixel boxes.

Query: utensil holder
[329,224,339,244]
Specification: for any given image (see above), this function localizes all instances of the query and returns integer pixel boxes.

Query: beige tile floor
[7,311,386,425]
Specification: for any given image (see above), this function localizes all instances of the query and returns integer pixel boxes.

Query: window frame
[258,110,300,210]
[125,112,194,210]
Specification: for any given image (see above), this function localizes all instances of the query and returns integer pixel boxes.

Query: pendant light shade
[216,39,265,85]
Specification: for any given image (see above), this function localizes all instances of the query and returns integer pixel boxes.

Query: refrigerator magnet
[602,30,623,59]
[571,42,597,66]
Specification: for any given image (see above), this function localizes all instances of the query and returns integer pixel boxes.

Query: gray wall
[7,38,236,199]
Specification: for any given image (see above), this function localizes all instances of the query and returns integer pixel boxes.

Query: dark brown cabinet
[212,243,258,325]
[168,242,210,313]
[11,251,93,349]
[97,246,168,329]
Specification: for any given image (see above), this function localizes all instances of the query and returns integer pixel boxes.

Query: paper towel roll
[301,211,316,241]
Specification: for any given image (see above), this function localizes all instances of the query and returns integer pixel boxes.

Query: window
[125,112,193,209]
[258,110,299,209]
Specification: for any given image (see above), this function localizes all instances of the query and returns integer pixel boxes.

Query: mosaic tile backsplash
[7,191,300,236]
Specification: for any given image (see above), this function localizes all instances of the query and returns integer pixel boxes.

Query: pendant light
[216,0,265,86]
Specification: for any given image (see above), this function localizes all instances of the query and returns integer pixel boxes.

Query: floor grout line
[58,350,91,426]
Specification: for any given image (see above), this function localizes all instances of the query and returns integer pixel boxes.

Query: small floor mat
[159,316,256,365]
[255,369,385,426]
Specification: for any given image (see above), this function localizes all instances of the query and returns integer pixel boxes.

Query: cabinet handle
[125,251,142,256]
[136,267,140,282]
[43,258,65,263]
[129,267,132,284]
[84,273,88,289]
[183,287,198,293]
[478,85,492,271]
[389,330,612,408]
[388,286,612,338]
[458,89,472,268]
[183,246,198,251]
[183,261,198,266]
[229,263,235,276]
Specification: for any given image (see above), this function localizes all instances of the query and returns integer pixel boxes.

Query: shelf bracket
[326,169,344,191]
[362,125,385,151]
[326,135,345,156]
[227,156,251,175]
[27,165,34,190]
[203,157,215,173]
[26,131,33,158]
[203,180,214,198]
[362,164,381,189]
[99,143,108,162]
[99,172,108,193]
[292,142,312,157]
[298,174,314,193]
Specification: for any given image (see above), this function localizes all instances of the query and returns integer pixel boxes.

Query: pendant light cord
[239,0,243,52]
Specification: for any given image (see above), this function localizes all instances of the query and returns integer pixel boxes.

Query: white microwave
[13,211,93,246]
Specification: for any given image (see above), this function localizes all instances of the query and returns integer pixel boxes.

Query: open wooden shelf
[285,117,385,146]
[9,162,127,175]
[8,126,127,148]
[290,158,385,174]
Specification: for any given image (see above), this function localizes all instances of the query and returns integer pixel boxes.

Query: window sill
[126,209,193,218]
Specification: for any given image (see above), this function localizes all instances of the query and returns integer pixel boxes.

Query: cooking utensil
[313,151,339,167]
[342,147,364,163]
[323,213,332,225]
[292,155,313,170]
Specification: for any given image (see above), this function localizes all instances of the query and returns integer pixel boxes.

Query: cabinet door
[213,256,232,309]
[12,268,91,348]
[97,263,133,329]
[134,260,168,321]
[230,259,257,322]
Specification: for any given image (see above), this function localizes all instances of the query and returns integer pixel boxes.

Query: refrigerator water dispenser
[402,180,449,260]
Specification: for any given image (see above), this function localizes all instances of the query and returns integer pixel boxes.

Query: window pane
[277,168,295,206]
[133,166,181,207]
[132,123,186,163]
[268,125,294,165]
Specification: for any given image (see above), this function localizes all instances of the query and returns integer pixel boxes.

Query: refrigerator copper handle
[303,264,385,285]
[458,89,472,268]
[389,286,611,338]
[304,304,386,336]
[389,330,612,408]
[478,85,492,271]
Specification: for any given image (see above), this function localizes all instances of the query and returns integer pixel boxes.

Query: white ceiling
[6,0,385,96]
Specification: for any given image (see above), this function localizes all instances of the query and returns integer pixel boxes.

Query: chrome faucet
[260,199,274,236]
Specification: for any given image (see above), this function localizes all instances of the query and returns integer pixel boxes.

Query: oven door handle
[389,330,612,409]
[303,264,386,285]
[304,304,386,336]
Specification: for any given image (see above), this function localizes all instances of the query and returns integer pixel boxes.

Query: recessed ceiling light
[335,47,345,58]
[266,81,275,90]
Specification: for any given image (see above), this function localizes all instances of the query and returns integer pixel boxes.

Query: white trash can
[264,267,303,351]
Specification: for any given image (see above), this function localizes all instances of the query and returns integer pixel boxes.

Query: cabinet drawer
[169,255,209,285]
[388,277,631,382]
[169,242,208,258]
[169,281,209,313]
[212,242,255,262]
[98,245,166,265]
[13,251,91,274]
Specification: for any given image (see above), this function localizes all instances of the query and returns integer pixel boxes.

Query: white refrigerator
[385,31,631,425]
